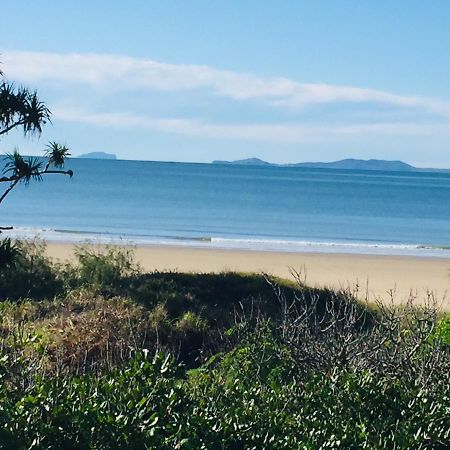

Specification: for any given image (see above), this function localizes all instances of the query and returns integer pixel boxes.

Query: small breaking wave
[2,226,450,258]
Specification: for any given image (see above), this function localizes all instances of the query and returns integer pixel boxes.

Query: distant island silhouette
[212,158,449,173]
[77,152,117,160]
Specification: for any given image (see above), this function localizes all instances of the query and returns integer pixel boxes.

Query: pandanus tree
[0,143,73,206]
[0,66,73,211]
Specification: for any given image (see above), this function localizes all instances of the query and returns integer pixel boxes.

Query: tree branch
[0,168,74,183]
[41,169,74,176]
[0,120,26,136]
[0,169,73,205]
[0,178,19,204]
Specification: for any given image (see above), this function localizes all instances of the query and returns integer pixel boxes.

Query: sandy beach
[45,243,450,308]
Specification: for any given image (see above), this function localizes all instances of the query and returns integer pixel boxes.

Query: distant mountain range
[77,152,117,160]
[212,158,449,172]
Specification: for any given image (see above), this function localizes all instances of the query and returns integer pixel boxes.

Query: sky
[1,0,450,167]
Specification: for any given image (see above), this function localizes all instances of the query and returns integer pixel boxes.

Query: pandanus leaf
[45,141,71,168]
[3,150,43,185]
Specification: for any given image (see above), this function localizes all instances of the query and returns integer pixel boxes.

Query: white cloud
[4,50,450,116]
[3,49,450,149]
[53,107,448,144]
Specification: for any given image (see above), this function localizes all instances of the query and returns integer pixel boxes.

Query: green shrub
[0,351,187,449]
[434,313,450,347]
[175,311,208,335]
[0,319,449,448]
[72,244,140,292]
[184,328,450,449]
[0,240,62,301]
[0,238,20,268]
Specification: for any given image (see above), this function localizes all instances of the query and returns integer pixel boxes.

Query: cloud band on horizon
[2,49,450,145]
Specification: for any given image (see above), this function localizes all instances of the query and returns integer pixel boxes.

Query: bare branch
[0,120,26,136]
[0,178,19,204]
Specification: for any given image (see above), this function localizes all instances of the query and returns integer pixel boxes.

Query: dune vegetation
[0,241,449,449]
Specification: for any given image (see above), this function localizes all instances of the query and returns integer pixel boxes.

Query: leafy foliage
[0,240,62,301]
[0,351,185,449]
[434,313,450,347]
[71,245,140,292]
[0,67,72,208]
[0,81,51,137]
[0,244,449,448]
[0,238,20,268]
[185,324,450,449]
[3,150,43,185]
[44,141,71,168]
[0,329,449,449]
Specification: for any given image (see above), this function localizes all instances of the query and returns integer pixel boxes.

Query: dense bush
[185,322,450,449]
[0,327,449,449]
[0,352,185,449]
[0,240,63,301]
[0,241,141,300]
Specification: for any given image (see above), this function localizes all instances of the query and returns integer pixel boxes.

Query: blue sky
[1,0,450,166]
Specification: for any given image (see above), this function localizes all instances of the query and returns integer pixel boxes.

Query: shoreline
[44,242,450,307]
[4,228,450,259]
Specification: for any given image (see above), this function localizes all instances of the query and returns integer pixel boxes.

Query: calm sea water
[2,159,450,257]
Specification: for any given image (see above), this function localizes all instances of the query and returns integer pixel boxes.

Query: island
[213,158,449,173]
[77,151,117,160]
[212,157,271,166]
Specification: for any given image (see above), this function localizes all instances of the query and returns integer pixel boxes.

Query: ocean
[2,158,450,258]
